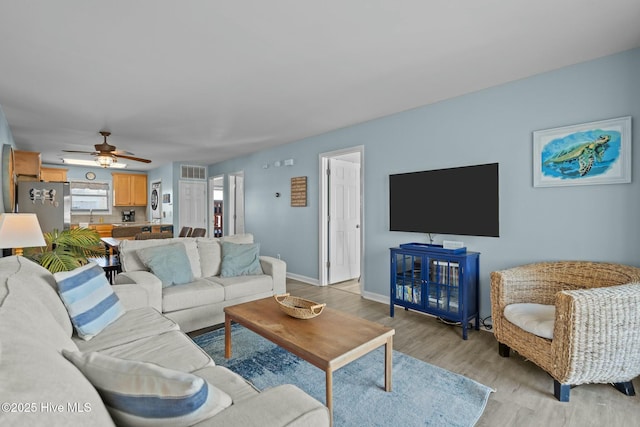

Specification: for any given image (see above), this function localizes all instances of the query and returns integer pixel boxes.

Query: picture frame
[533,116,631,187]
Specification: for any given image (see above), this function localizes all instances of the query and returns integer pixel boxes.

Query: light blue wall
[211,48,640,318]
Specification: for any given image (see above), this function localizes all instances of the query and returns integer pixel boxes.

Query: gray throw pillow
[137,243,194,287]
[220,242,264,277]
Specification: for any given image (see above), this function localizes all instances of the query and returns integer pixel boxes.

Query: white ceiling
[1,1,639,171]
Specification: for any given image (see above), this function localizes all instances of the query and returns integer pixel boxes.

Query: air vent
[181,165,206,180]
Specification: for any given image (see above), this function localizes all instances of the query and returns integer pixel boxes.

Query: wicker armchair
[490,261,640,402]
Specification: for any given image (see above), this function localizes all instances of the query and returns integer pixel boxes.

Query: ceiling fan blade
[62,150,98,154]
[114,154,152,163]
[113,150,135,156]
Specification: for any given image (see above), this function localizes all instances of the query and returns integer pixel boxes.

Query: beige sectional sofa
[0,255,329,426]
[115,233,286,332]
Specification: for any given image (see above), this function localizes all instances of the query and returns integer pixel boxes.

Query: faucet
[89,209,94,223]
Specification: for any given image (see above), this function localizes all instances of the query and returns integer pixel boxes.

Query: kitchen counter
[72,223,170,238]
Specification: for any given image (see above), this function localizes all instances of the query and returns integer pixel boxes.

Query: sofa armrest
[111,284,152,310]
[200,384,329,427]
[260,256,287,295]
[552,282,640,384]
[114,271,163,312]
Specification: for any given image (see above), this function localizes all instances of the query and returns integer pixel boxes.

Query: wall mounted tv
[389,163,499,237]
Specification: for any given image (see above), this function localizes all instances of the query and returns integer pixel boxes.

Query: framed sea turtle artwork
[533,116,631,187]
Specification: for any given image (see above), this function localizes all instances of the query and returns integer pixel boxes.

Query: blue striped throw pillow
[55,262,125,340]
[62,351,232,426]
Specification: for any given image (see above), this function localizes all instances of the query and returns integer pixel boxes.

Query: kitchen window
[70,181,111,213]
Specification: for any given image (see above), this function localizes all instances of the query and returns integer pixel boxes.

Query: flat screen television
[389,163,499,237]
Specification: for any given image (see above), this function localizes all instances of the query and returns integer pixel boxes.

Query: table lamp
[0,213,46,256]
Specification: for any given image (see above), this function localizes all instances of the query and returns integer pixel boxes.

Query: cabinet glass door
[394,253,422,305]
[426,258,460,313]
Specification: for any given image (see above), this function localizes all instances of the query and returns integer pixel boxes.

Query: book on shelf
[429,260,460,285]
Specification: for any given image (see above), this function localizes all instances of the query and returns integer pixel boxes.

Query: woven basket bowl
[274,293,326,319]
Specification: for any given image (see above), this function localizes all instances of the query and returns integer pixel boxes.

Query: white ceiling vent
[181,165,207,180]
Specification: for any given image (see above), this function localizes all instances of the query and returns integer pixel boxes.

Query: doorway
[209,175,224,237]
[228,171,245,236]
[178,180,207,233]
[150,181,161,222]
[319,146,363,292]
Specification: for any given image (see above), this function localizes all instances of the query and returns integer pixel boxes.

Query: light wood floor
[285,280,640,427]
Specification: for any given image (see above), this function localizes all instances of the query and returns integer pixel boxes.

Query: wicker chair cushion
[504,303,555,340]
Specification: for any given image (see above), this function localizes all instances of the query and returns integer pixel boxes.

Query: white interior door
[178,180,207,232]
[329,158,361,284]
[235,174,245,234]
[228,172,245,235]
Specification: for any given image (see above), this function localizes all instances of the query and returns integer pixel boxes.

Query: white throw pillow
[504,303,555,339]
[54,262,125,340]
[62,350,232,426]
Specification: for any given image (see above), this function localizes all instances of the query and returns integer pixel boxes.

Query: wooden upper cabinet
[112,173,147,206]
[40,167,68,182]
[131,174,147,205]
[14,150,41,179]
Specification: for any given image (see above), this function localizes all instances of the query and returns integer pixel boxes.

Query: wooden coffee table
[224,297,395,424]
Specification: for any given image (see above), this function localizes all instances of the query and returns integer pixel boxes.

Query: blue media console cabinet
[390,243,480,339]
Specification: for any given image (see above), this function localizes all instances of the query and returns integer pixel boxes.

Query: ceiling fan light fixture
[96,155,114,168]
[62,158,128,168]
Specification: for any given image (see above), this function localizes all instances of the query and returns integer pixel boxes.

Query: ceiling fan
[63,131,152,167]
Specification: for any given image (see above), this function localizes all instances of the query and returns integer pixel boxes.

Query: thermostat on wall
[443,240,464,250]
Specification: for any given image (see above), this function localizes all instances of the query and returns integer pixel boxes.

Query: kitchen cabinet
[90,224,114,238]
[14,150,41,179]
[40,167,68,182]
[112,173,147,206]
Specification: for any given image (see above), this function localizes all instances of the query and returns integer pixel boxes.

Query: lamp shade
[0,213,46,254]
[96,155,114,167]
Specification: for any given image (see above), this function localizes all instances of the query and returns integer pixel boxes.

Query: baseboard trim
[361,290,388,305]
[286,273,321,286]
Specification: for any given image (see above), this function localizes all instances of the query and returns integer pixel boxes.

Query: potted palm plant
[25,228,105,273]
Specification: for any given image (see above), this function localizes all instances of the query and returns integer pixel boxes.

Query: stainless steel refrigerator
[17,181,71,233]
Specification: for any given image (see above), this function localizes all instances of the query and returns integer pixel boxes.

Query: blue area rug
[194,324,492,426]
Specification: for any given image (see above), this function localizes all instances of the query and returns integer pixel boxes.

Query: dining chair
[178,226,192,237]
[190,228,206,238]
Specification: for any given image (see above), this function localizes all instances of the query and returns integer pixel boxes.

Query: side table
[88,255,122,285]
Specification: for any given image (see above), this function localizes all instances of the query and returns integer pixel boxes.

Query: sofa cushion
[119,238,202,278]
[220,242,264,277]
[209,274,273,300]
[196,238,223,277]
[55,262,126,340]
[63,350,232,427]
[137,243,194,287]
[193,366,259,403]
[0,256,73,338]
[98,330,214,373]
[220,233,254,244]
[0,334,114,426]
[504,303,555,339]
[163,278,225,312]
[74,307,180,352]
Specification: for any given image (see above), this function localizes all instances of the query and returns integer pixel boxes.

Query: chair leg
[554,380,570,402]
[498,342,510,357]
[612,381,635,396]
